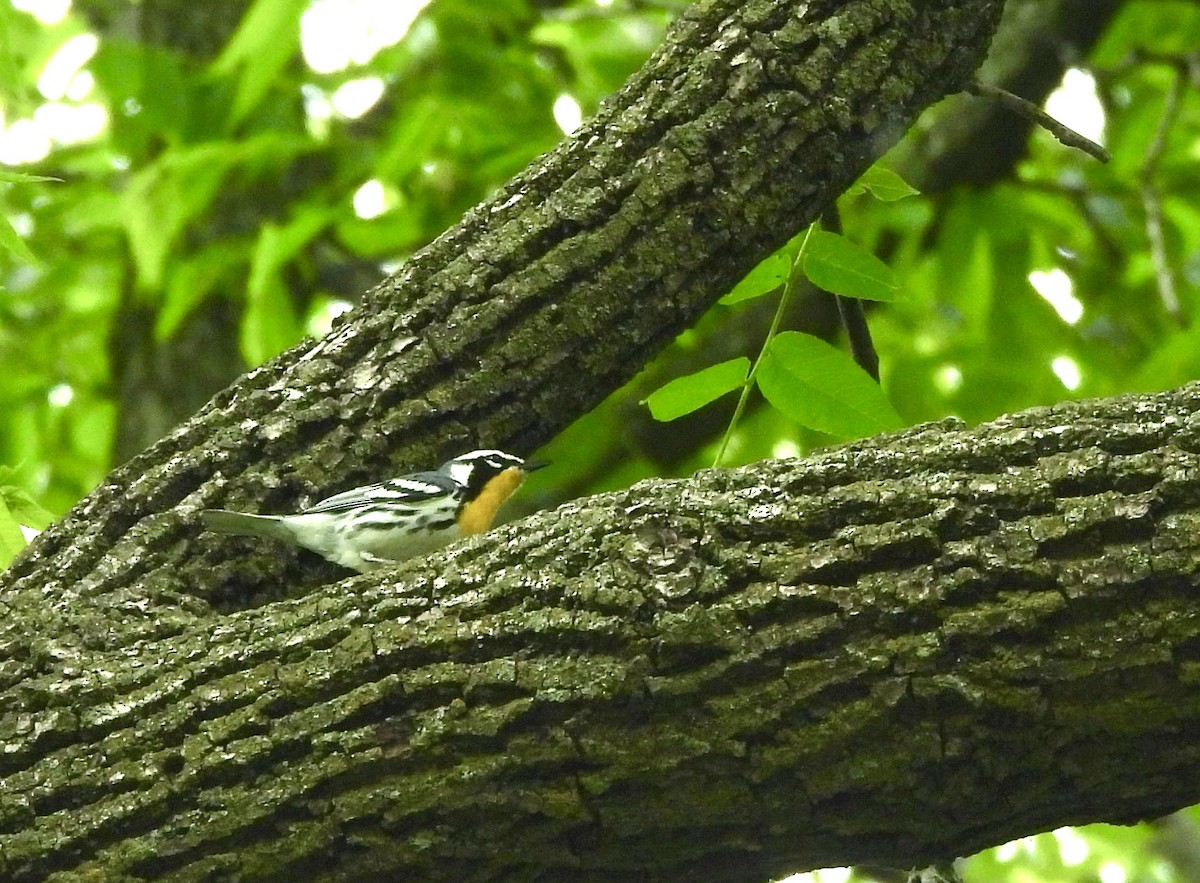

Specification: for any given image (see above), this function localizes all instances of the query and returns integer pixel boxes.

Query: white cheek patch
[447,461,475,486]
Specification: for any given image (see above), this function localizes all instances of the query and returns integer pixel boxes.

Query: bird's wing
[304,472,456,514]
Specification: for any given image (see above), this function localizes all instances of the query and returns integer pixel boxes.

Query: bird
[201,449,545,572]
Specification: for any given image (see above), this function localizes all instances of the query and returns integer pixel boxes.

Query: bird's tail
[201,509,292,542]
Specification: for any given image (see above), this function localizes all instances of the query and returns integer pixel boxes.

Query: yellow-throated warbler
[201,449,544,572]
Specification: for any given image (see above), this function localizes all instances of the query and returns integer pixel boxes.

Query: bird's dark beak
[522,458,549,473]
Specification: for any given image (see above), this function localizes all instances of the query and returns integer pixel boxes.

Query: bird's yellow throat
[457,467,526,534]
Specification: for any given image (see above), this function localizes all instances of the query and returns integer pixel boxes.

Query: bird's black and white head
[441,449,530,492]
[443,449,545,534]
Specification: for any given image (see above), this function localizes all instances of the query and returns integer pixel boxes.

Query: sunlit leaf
[90,39,189,144]
[0,171,59,184]
[853,165,920,202]
[644,358,750,421]
[121,136,309,290]
[0,497,27,571]
[0,480,50,571]
[249,204,333,295]
[803,230,899,301]
[1091,2,1200,64]
[532,11,673,100]
[121,148,231,290]
[377,96,451,179]
[756,332,904,438]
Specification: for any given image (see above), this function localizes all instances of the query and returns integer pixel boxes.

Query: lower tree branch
[4,382,1200,882]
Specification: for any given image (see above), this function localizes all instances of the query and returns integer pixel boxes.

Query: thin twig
[712,226,814,469]
[966,80,1111,163]
[1138,60,1188,324]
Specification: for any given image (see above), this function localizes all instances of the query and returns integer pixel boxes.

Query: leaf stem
[713,224,814,468]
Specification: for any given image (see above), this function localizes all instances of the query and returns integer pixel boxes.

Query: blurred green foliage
[0,0,1198,878]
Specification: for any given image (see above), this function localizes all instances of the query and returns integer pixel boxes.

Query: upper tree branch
[1,0,1004,609]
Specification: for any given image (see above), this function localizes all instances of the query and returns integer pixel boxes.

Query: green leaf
[0,170,60,184]
[90,39,189,145]
[211,0,306,125]
[0,214,40,267]
[121,136,308,290]
[337,210,423,256]
[0,497,27,571]
[1092,3,1200,65]
[0,482,53,530]
[240,274,300,366]
[121,148,231,290]
[248,206,331,307]
[0,481,50,571]
[156,242,246,340]
[241,215,313,366]
[803,230,899,302]
[720,251,792,305]
[853,166,920,202]
[756,332,904,439]
[377,96,451,179]
[242,204,333,359]
[644,358,750,421]
[531,12,673,103]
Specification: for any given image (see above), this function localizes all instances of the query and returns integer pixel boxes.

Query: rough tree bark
[24,0,1197,880]
[3,386,1200,882]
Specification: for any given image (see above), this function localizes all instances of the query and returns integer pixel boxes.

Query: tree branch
[2,0,1004,607]
[964,80,1111,162]
[3,383,1200,881]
